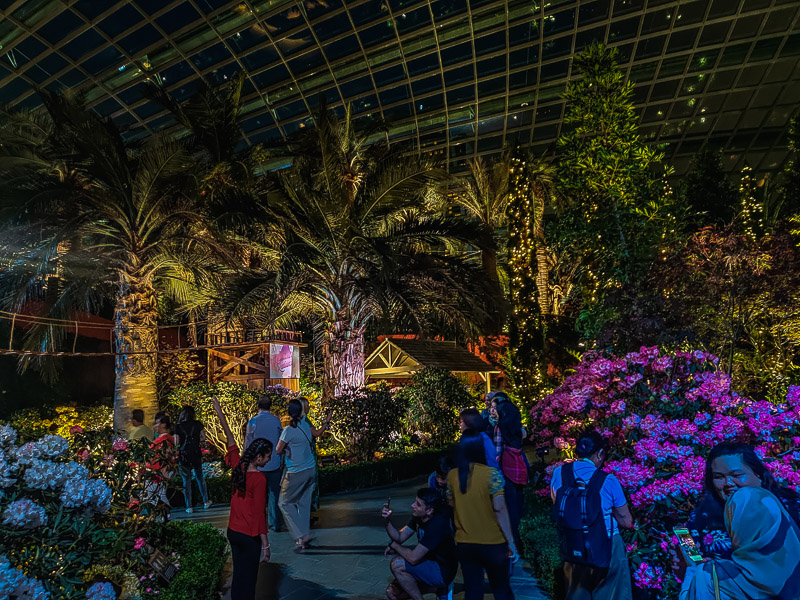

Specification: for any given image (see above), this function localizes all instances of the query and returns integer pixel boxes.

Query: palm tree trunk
[481,248,500,285]
[112,279,159,433]
[321,319,366,401]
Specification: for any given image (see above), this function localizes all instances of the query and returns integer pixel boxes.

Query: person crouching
[382,488,457,600]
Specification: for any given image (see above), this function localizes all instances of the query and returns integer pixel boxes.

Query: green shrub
[166,382,259,453]
[394,368,475,446]
[317,448,444,494]
[327,385,408,462]
[158,521,229,600]
[520,493,561,598]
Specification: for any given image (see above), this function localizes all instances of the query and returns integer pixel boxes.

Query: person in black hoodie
[174,405,212,514]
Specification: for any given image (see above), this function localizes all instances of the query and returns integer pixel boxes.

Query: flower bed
[528,347,800,599]
[0,424,228,600]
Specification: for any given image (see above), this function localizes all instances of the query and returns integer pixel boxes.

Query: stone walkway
[172,477,546,600]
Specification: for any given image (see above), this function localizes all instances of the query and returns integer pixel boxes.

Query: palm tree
[518,153,560,317]
[261,106,501,400]
[445,151,512,286]
[0,92,231,432]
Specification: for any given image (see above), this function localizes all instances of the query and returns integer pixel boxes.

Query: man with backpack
[550,430,634,600]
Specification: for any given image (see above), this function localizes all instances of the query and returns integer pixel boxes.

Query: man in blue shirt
[245,394,284,531]
[550,431,634,600]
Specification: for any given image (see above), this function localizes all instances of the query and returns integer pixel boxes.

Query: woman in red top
[211,396,272,600]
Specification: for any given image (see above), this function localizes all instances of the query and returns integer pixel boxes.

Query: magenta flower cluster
[530,346,800,598]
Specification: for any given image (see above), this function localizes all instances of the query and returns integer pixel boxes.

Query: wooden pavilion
[364,338,499,392]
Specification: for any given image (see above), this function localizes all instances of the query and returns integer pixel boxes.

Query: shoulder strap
[712,564,720,600]
[562,462,576,487]
[586,467,608,494]
[297,424,313,449]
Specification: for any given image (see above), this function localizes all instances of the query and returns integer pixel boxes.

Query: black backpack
[552,462,612,569]
[178,421,202,464]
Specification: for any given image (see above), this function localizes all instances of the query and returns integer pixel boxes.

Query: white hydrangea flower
[60,477,92,508]
[22,459,89,491]
[36,435,69,459]
[86,581,116,600]
[13,442,42,466]
[0,450,16,488]
[1,499,47,529]
[89,478,113,514]
[0,555,28,597]
[12,575,50,600]
[0,424,17,448]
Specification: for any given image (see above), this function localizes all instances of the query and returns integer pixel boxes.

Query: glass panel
[609,16,640,42]
[241,46,279,71]
[578,0,610,25]
[441,42,473,67]
[667,27,699,53]
[156,3,201,35]
[37,9,84,44]
[323,34,360,62]
[60,28,105,60]
[119,24,162,55]
[444,64,473,86]
[543,9,574,35]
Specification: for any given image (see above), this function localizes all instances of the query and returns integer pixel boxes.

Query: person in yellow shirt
[127,409,154,442]
[447,433,518,600]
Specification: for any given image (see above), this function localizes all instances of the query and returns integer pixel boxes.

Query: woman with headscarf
[674,485,800,600]
[688,442,800,559]
[489,392,528,550]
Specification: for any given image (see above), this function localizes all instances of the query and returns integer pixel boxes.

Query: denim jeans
[180,459,208,509]
[456,542,514,600]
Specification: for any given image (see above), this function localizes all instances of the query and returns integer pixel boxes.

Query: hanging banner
[270,344,299,379]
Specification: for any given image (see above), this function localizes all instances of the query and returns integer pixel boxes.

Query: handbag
[500,446,529,485]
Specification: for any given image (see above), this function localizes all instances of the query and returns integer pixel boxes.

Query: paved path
[172,477,546,600]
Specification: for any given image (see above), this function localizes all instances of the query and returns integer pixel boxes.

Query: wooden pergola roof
[365,339,499,389]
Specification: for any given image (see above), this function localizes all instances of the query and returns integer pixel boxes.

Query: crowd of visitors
[124,390,800,600]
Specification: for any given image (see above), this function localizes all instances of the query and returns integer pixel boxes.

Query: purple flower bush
[530,346,800,598]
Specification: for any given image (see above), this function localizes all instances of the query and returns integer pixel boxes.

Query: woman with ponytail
[210,396,272,600]
[276,398,317,551]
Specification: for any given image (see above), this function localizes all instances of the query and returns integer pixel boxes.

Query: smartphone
[384,497,391,510]
[673,527,703,564]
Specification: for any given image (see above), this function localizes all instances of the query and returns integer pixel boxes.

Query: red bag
[501,446,529,485]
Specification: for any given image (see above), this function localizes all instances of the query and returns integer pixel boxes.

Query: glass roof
[1,0,798,175]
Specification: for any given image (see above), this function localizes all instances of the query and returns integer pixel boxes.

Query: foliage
[737,165,763,241]
[156,521,228,600]
[780,118,800,219]
[556,43,675,335]
[326,385,408,462]
[394,368,475,446]
[652,226,800,400]
[8,405,112,442]
[156,351,203,402]
[519,494,561,598]
[165,382,259,453]
[0,91,236,431]
[529,346,800,599]
[317,447,446,494]
[680,147,736,227]
[258,384,299,420]
[0,425,154,599]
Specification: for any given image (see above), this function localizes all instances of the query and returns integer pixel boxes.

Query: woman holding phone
[674,485,800,600]
[210,396,272,600]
